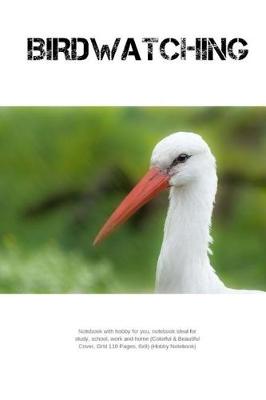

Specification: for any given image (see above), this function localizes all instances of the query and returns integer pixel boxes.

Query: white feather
[150,132,263,294]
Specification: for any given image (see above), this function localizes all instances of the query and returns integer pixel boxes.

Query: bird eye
[171,153,190,167]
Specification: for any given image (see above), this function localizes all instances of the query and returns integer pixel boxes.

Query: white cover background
[0,0,266,105]
[0,295,265,400]
[0,1,266,399]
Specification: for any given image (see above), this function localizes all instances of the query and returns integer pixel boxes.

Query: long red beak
[93,167,169,245]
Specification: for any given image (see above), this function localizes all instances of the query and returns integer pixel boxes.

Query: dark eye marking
[170,153,191,167]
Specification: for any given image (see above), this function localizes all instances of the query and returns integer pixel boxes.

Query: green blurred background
[0,107,265,293]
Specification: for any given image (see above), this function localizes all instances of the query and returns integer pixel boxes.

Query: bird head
[151,131,215,187]
[93,132,216,245]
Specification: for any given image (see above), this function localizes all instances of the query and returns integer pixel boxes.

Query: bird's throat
[155,175,224,293]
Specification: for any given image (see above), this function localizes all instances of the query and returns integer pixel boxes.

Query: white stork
[94,132,263,293]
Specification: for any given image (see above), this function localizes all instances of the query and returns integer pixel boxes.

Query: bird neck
[156,172,225,293]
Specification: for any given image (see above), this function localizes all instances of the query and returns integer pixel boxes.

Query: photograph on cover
[0,107,265,293]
